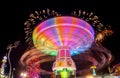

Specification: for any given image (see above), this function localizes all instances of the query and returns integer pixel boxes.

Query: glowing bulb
[20,72,27,77]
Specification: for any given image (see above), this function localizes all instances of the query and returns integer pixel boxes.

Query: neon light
[60,70,69,78]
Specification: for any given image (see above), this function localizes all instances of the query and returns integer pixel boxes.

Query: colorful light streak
[32,16,95,56]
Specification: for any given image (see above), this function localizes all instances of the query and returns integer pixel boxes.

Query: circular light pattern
[32,16,95,56]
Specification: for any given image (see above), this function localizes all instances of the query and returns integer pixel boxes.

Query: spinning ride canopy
[32,16,95,56]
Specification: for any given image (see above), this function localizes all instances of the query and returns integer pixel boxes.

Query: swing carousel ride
[19,9,113,78]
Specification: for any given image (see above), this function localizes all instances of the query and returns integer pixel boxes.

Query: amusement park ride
[32,16,95,78]
[19,9,115,78]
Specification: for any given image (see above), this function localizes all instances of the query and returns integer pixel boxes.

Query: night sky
[0,0,120,75]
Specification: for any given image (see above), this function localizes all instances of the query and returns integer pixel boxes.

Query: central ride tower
[53,48,76,78]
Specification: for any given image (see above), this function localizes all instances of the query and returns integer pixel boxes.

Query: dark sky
[0,0,120,70]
